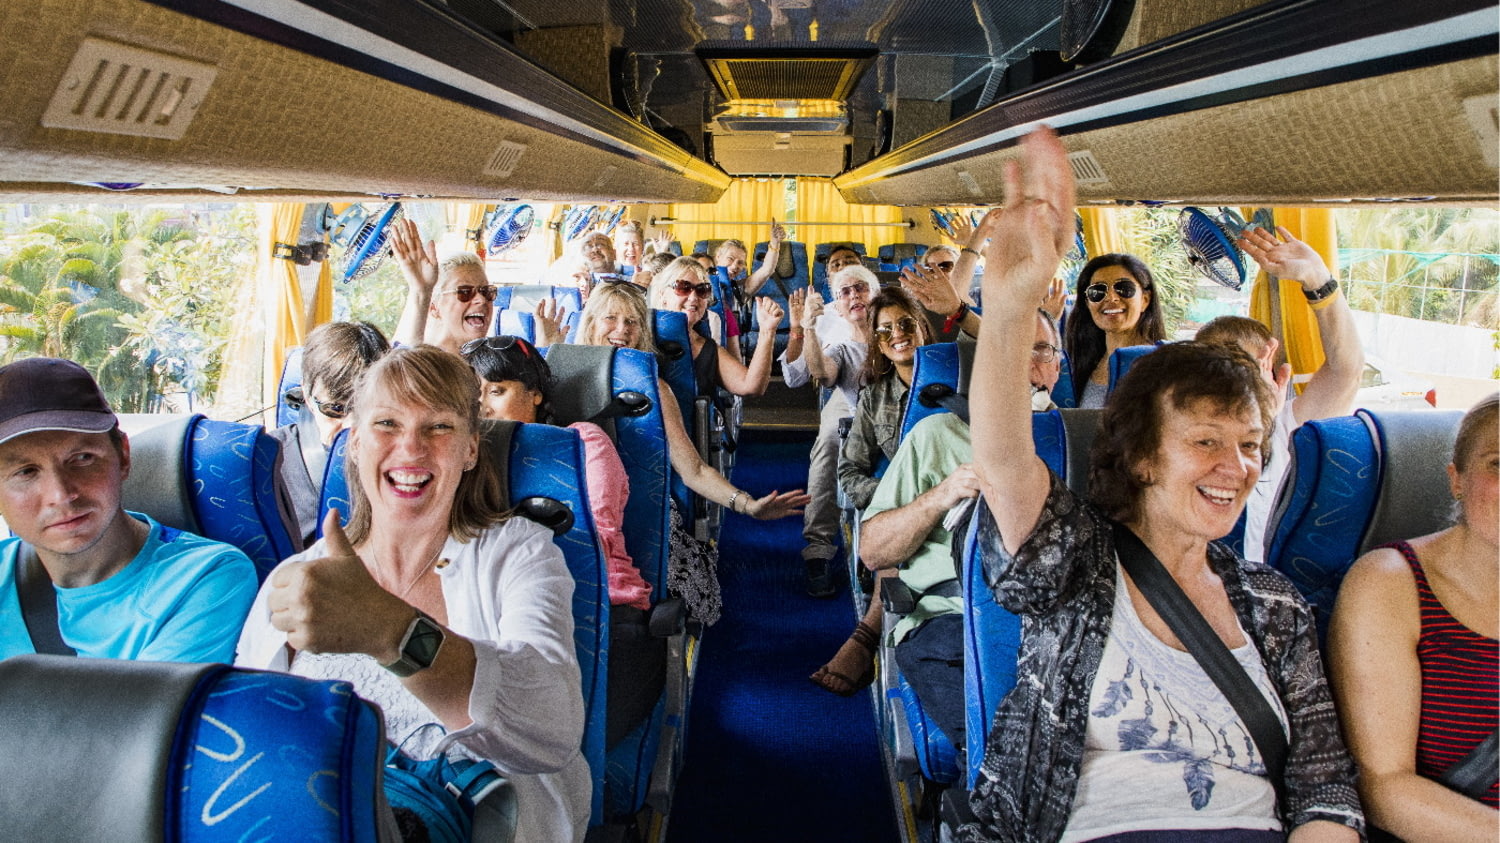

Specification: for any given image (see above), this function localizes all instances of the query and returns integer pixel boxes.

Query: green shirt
[864,412,972,644]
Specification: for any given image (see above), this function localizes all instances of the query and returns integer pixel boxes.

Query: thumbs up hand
[268,509,413,661]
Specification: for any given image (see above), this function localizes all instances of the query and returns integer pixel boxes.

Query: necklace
[373,540,448,598]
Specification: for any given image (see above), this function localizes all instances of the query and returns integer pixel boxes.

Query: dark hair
[824,244,860,263]
[1088,341,1274,523]
[859,286,931,386]
[344,346,509,544]
[1065,254,1167,398]
[462,335,553,423]
[303,321,390,403]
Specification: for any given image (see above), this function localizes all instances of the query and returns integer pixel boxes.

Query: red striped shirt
[1391,540,1499,807]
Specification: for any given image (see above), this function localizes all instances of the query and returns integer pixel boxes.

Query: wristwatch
[1302,276,1339,303]
[383,610,445,677]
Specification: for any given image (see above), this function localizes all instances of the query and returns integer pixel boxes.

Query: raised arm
[716,297,783,396]
[658,381,809,520]
[901,264,981,337]
[1329,548,1497,842]
[1239,226,1363,426]
[390,217,439,348]
[949,209,1000,306]
[799,291,839,388]
[971,127,1075,554]
[741,220,786,295]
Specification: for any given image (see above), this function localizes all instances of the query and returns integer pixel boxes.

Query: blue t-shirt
[0,512,258,663]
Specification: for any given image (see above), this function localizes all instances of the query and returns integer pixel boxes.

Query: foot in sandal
[809,620,880,696]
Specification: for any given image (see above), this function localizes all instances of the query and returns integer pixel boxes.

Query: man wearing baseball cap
[0,357,257,662]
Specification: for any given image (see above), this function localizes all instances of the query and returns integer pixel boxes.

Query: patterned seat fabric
[276,347,304,428]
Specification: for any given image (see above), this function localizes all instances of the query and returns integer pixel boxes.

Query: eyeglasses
[923,261,956,272]
[440,284,499,303]
[672,280,714,298]
[284,386,348,420]
[1031,342,1059,363]
[461,334,533,358]
[835,281,870,299]
[874,316,921,343]
[1084,279,1141,303]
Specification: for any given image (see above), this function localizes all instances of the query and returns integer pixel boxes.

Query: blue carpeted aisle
[666,428,899,843]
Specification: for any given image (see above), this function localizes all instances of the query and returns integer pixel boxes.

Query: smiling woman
[1065,253,1167,408]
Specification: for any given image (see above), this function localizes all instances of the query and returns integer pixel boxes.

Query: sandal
[809,621,879,697]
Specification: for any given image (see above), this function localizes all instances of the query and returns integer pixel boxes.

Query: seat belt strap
[1111,522,1287,801]
[1439,728,1499,801]
[16,544,76,656]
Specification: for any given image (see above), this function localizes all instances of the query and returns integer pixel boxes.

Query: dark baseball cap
[0,358,117,446]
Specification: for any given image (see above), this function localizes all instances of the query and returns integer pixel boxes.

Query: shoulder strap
[15,544,76,657]
[1111,522,1287,797]
[295,407,329,490]
[1439,728,1499,800]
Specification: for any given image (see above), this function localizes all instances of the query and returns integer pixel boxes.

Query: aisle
[666,428,899,843]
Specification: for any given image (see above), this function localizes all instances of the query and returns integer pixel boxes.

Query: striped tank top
[1390,540,1499,807]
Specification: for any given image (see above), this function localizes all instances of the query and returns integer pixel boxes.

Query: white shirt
[236,516,591,842]
[781,313,864,407]
[1242,397,1297,564]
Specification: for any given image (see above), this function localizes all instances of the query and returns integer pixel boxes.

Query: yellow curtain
[264,203,307,387]
[309,258,334,329]
[1250,208,1339,390]
[1079,207,1124,257]
[669,179,785,252]
[794,179,905,252]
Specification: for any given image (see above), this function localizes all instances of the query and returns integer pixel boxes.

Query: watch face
[405,616,445,670]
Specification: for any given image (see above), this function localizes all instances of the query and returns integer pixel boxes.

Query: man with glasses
[857,307,1061,767]
[390,218,499,355]
[781,263,875,596]
[0,358,258,662]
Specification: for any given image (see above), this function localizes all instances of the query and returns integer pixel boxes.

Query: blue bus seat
[746,240,808,361]
[0,655,385,841]
[652,309,720,540]
[1264,408,1462,640]
[878,243,927,264]
[484,419,610,826]
[1107,343,1160,394]
[813,241,870,299]
[1051,351,1077,409]
[120,414,301,581]
[898,341,973,440]
[276,347,303,427]
[544,344,681,821]
[961,410,1071,786]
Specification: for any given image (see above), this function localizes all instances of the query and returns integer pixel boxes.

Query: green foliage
[1337,207,1499,327]
[1119,208,1204,336]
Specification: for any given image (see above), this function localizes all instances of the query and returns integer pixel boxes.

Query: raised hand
[755,296,785,330]
[769,219,787,245]
[788,287,807,329]
[982,126,1077,309]
[268,510,412,660]
[901,264,961,316]
[1238,225,1330,288]
[744,488,813,520]
[533,297,570,347]
[802,288,826,325]
[650,229,674,255]
[390,217,439,293]
[1042,276,1067,320]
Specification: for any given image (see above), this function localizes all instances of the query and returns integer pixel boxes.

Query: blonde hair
[578,282,653,351]
[438,251,485,286]
[650,257,710,308]
[344,346,509,544]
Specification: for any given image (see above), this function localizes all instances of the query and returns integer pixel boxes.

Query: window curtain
[1079,207,1124,258]
[669,179,785,253]
[794,178,905,252]
[1251,208,1337,392]
[264,203,307,392]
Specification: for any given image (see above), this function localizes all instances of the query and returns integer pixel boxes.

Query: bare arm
[949,209,1001,306]
[1329,547,1498,842]
[658,381,809,519]
[861,464,981,571]
[783,287,807,364]
[800,294,839,388]
[902,265,981,336]
[971,128,1075,554]
[740,220,786,296]
[390,218,439,348]
[1239,226,1363,425]
[716,297,783,396]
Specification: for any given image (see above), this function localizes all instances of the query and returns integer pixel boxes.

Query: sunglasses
[461,334,533,358]
[873,316,921,342]
[1084,279,1141,303]
[671,280,714,298]
[835,281,870,299]
[1031,342,1059,363]
[441,284,500,303]
[284,386,348,420]
[924,260,956,272]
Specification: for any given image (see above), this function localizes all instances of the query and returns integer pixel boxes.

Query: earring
[464,462,476,471]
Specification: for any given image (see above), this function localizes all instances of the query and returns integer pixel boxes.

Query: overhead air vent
[1068,150,1111,186]
[41,38,217,140]
[697,43,878,102]
[483,140,528,178]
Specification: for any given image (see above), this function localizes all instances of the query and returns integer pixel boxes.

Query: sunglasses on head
[874,316,921,342]
[1084,279,1141,303]
[671,280,714,298]
[835,280,870,298]
[442,284,499,303]
[924,260,956,272]
[461,334,533,358]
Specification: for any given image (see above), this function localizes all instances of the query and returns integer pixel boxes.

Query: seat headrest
[544,344,619,427]
[1358,407,1465,555]
[120,414,202,534]
[478,418,516,505]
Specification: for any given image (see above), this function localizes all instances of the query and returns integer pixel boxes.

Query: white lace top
[1060,563,1288,842]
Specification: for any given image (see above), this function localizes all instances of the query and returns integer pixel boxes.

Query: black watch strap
[1302,276,1339,302]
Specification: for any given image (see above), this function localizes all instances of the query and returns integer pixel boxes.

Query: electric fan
[484,204,536,255]
[563,205,598,241]
[1178,207,1249,290]
[332,202,404,283]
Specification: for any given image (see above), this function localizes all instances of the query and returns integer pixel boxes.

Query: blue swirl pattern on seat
[899,342,961,440]
[1051,351,1077,409]
[318,429,352,536]
[276,348,303,428]
[506,422,610,824]
[652,309,705,522]
[187,417,301,582]
[1106,343,1159,394]
[175,669,385,841]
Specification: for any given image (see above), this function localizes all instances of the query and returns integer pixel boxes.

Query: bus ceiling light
[41,38,218,141]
